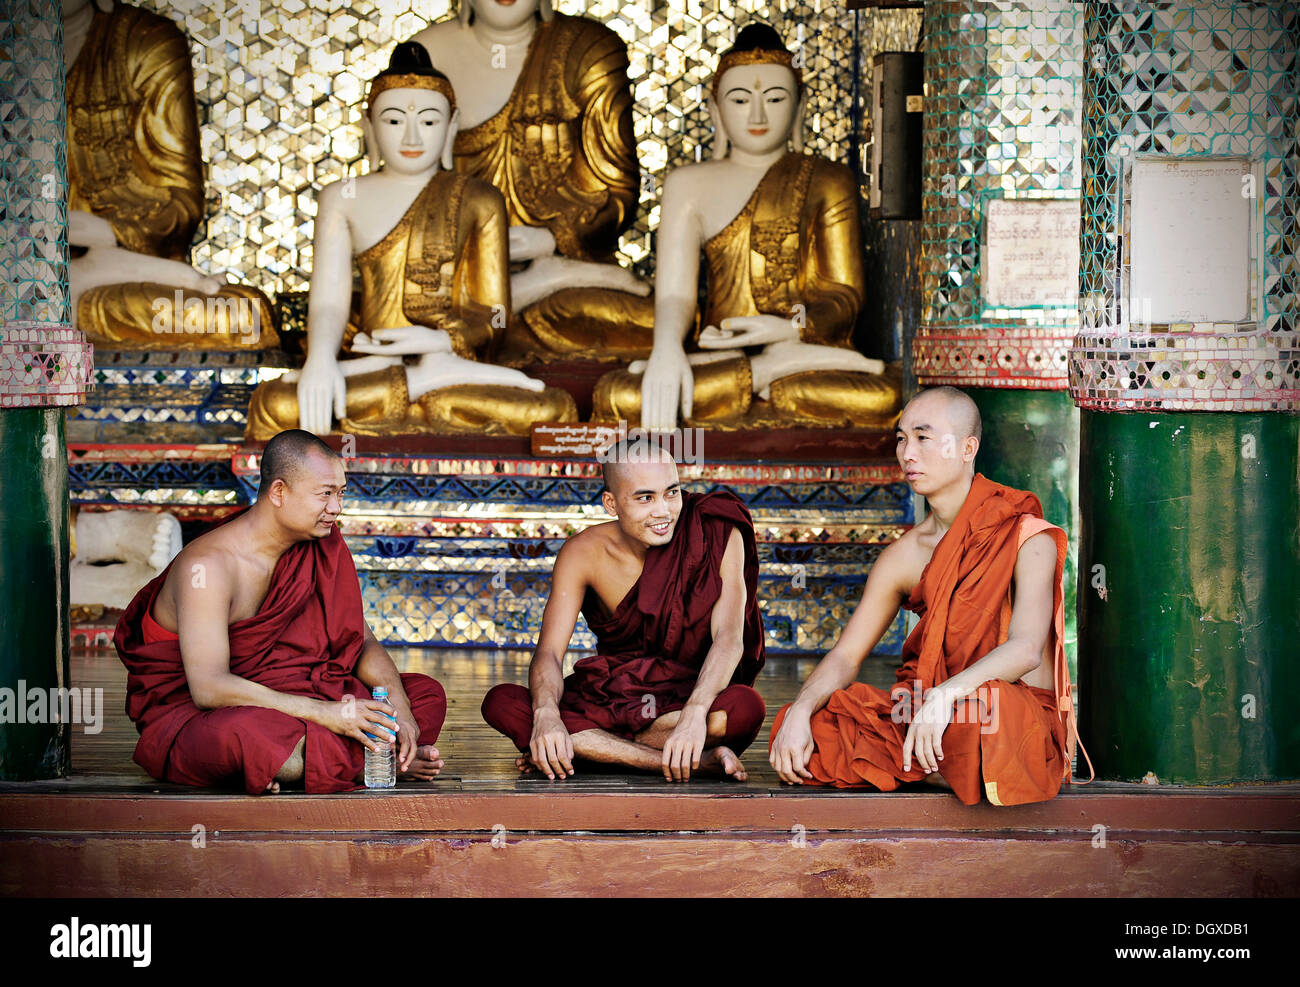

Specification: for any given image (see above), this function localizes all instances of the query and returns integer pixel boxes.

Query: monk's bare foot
[696,746,747,781]
[923,771,952,790]
[398,744,444,781]
[515,755,539,775]
[264,779,281,794]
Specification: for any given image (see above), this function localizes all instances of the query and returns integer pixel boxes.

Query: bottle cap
[372,687,389,700]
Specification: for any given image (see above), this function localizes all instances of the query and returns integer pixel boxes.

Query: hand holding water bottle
[364,686,399,789]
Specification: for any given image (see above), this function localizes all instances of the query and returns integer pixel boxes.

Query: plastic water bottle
[364,687,397,789]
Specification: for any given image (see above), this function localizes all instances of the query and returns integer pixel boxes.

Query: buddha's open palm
[71,246,223,300]
[698,314,801,349]
[349,326,454,356]
[406,351,546,399]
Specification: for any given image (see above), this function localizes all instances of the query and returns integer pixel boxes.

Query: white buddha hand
[69,210,224,318]
[511,254,651,310]
[697,314,801,349]
[749,341,886,398]
[406,350,547,399]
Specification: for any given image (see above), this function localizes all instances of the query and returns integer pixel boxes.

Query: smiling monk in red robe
[115,429,447,794]
[769,386,1091,805]
[481,436,766,781]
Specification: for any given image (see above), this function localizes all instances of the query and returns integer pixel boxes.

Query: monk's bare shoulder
[154,525,239,624]
[555,522,615,574]
[871,523,933,599]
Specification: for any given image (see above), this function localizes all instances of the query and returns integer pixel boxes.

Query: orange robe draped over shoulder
[772,473,1088,806]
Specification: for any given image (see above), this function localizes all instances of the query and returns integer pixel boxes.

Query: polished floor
[68,645,899,791]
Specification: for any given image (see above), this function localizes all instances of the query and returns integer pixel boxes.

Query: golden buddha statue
[593,24,900,430]
[409,0,653,366]
[64,0,277,349]
[245,43,576,440]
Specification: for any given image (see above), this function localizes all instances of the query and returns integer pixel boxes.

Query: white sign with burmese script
[1130,157,1251,324]
[982,197,1080,308]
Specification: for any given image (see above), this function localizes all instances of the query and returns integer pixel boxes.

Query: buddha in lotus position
[245,42,575,440]
[64,0,277,348]
[409,0,653,366]
[593,23,901,430]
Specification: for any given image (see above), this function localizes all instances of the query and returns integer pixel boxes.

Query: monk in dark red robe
[769,387,1092,805]
[482,438,766,781]
[115,430,446,795]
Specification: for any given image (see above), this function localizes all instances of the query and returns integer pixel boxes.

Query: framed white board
[1129,157,1252,324]
[982,197,1080,309]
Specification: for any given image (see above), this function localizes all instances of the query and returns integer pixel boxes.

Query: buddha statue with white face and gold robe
[593,23,901,430]
[409,0,653,367]
[245,42,576,440]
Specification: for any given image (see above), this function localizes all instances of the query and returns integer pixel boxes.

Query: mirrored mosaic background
[0,0,68,325]
[131,0,921,291]
[915,0,1084,388]
[920,0,1083,334]
[1079,0,1297,336]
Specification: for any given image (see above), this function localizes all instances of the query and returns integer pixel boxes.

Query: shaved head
[907,386,982,443]
[259,428,341,497]
[599,434,678,496]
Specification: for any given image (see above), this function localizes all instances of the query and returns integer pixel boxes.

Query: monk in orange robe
[769,386,1091,805]
[115,430,446,794]
[481,437,766,781]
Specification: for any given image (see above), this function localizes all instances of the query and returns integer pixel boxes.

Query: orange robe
[770,473,1090,805]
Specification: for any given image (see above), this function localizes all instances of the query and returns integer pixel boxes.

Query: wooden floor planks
[65,645,898,792]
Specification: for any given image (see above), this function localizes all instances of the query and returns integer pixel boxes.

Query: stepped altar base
[231,434,913,655]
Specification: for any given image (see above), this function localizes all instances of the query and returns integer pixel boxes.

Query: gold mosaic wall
[133,0,920,290]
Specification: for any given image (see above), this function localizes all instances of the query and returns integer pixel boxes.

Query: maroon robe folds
[115,521,445,794]
[560,488,766,733]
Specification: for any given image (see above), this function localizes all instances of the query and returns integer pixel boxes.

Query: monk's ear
[708,96,729,161]
[362,113,381,173]
[791,89,807,153]
[442,108,460,171]
[964,435,980,464]
[600,488,618,517]
[267,478,288,508]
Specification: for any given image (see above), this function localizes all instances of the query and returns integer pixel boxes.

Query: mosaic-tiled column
[0,1,93,780]
[916,0,1085,668]
[1072,0,1299,783]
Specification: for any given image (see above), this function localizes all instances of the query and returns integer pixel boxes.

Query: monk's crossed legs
[481,682,766,780]
[166,672,448,795]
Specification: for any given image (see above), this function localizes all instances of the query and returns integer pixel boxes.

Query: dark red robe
[115,520,445,794]
[483,488,767,750]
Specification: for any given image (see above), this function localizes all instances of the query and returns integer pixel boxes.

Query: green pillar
[0,0,88,778]
[0,409,72,779]
[1077,411,1300,783]
[967,388,1080,675]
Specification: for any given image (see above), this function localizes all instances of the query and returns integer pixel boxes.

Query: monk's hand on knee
[529,708,574,780]
[902,690,954,776]
[770,714,816,785]
[662,707,708,782]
